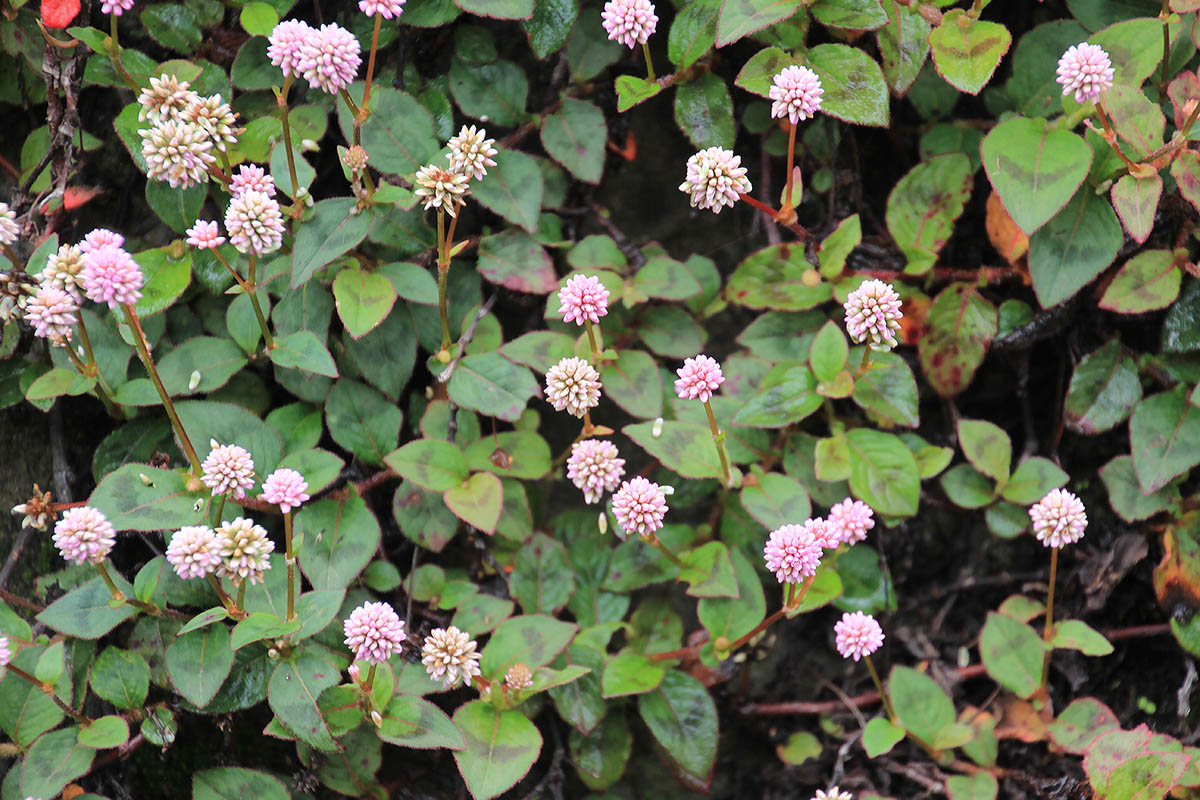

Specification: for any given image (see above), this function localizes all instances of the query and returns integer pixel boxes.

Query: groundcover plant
[2,0,1200,797]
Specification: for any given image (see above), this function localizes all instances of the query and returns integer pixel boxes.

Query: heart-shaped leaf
[444,472,503,534]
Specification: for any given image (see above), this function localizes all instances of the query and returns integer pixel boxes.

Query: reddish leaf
[1168,69,1200,128]
[42,0,81,28]
[1171,150,1200,215]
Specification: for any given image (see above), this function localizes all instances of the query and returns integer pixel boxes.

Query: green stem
[284,511,296,622]
[641,41,656,82]
[236,580,247,612]
[108,13,140,92]
[207,574,242,618]
[783,123,798,210]
[1095,103,1139,169]
[1041,546,1059,689]
[246,254,274,351]
[1160,0,1171,98]
[1181,98,1200,139]
[75,315,121,415]
[864,654,897,723]
[2,244,21,269]
[856,347,873,377]
[97,562,161,617]
[436,210,452,355]
[277,76,302,215]
[703,399,733,487]
[584,320,602,360]
[647,534,685,568]
[365,663,378,695]
[123,303,202,474]
[359,14,383,124]
[339,89,364,146]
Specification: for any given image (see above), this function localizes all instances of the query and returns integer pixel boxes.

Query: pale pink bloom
[229,164,276,198]
[601,0,657,49]
[764,520,825,584]
[201,441,255,499]
[343,145,369,172]
[261,468,310,513]
[835,611,884,661]
[414,164,470,217]
[558,274,609,326]
[844,278,902,351]
[813,789,853,800]
[344,601,407,664]
[348,663,361,682]
[0,635,9,668]
[1057,43,1114,104]
[612,476,668,537]
[41,244,85,298]
[140,118,216,189]
[297,23,362,94]
[79,228,124,254]
[53,506,116,565]
[505,663,533,691]
[24,285,78,346]
[215,517,274,584]
[674,354,724,402]
[101,0,135,15]
[567,439,625,504]
[770,65,823,125]
[268,19,315,78]
[545,356,601,417]
[826,498,874,546]
[137,73,198,124]
[1029,488,1087,548]
[421,626,481,688]
[679,147,751,214]
[360,0,406,17]
[0,203,18,246]
[186,220,226,250]
[81,245,143,308]
[182,94,241,152]
[166,525,222,579]
[446,125,498,181]
[225,190,285,255]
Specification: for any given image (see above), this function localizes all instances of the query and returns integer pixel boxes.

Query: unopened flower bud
[301,138,319,152]
[505,663,533,692]
[188,370,202,391]
[652,417,664,437]
[598,512,607,534]
[348,663,361,682]
[371,710,383,727]
[343,145,369,172]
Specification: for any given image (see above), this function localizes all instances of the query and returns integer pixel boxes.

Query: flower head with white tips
[53,506,116,565]
[422,626,481,688]
[1057,43,1114,104]
[215,517,274,584]
[166,526,222,579]
[843,279,902,351]
[612,476,668,538]
[201,441,255,500]
[601,0,657,49]
[1029,488,1087,548]
[446,125,498,181]
[679,147,751,214]
[770,65,823,125]
[344,601,407,664]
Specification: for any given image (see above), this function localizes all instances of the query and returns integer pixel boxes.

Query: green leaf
[193,767,291,800]
[918,283,997,397]
[378,695,465,749]
[269,330,339,378]
[1110,173,1162,245]
[19,727,95,800]
[1064,339,1142,435]
[240,2,280,35]
[155,336,249,397]
[332,266,397,340]
[679,541,738,598]
[453,701,542,800]
[176,400,283,477]
[1000,457,1068,505]
[455,0,534,20]
[740,472,812,530]
[1003,19,1088,117]
[929,9,1011,94]
[146,181,207,234]
[1028,187,1123,308]
[637,671,718,781]
[25,368,95,401]
[468,148,545,233]
[623,420,724,480]
[698,548,765,648]
[447,353,539,422]
[877,0,931,95]
[37,576,137,639]
[818,214,862,278]
[385,439,469,491]
[477,228,558,294]
[946,773,999,800]
[1100,455,1180,522]
[524,0,578,59]
[90,647,150,710]
[449,58,528,127]
[727,243,831,311]
[290,198,372,288]
[669,0,719,68]
[715,0,803,47]
[141,3,202,52]
[1091,16,1169,88]
[615,75,664,112]
[325,379,403,464]
[296,491,381,590]
[940,464,995,509]
[268,648,341,752]
[846,429,919,517]
[889,665,957,747]
[734,46,800,97]
[177,607,230,636]
[230,613,302,651]
[344,87,438,176]
[1047,697,1119,754]
[981,116,1092,235]
[34,642,64,685]
[569,712,632,790]
[674,72,735,150]
[886,153,973,274]
[834,545,893,614]
[443,471,504,534]
[541,98,607,183]
[165,626,235,709]
[979,612,1045,698]
[1051,620,1113,656]
[806,44,890,127]
[731,363,822,427]
[811,0,888,30]
[851,349,919,427]
[78,715,130,749]
[1130,386,1200,493]
[566,8,623,80]
[480,614,578,678]
[464,431,552,480]
[1100,250,1181,315]
[863,716,905,757]
[631,256,704,301]
[957,419,1012,483]
[809,321,849,383]
[133,247,192,318]
[511,532,576,613]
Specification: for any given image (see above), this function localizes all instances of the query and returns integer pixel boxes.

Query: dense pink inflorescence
[268,19,314,78]
[1056,43,1114,103]
[558,274,610,325]
[186,220,226,250]
[763,519,826,584]
[545,357,602,417]
[101,0,135,15]
[53,506,117,565]
[612,476,668,537]
[24,286,78,346]
[201,441,256,500]
[297,23,362,94]
[843,279,902,351]
[0,203,18,246]
[225,190,285,255]
[166,525,222,579]
[261,468,310,513]
[826,498,874,546]
[80,229,124,254]
[344,601,407,664]
[140,118,216,189]
[769,65,823,125]
[679,147,752,214]
[601,0,657,49]
[674,354,724,402]
[567,439,626,504]
[230,164,277,197]
[835,611,884,661]
[359,0,406,17]
[1029,488,1087,548]
[422,626,481,688]
[81,245,143,308]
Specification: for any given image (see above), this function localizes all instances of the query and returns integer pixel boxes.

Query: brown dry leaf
[897,293,930,347]
[994,696,1050,743]
[1154,516,1200,614]
[986,191,1028,265]
[62,785,85,800]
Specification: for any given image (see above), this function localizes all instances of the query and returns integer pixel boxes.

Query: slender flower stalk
[863,654,897,723]
[96,561,162,616]
[559,274,609,360]
[642,42,656,82]
[261,468,309,622]
[276,76,302,216]
[284,512,296,621]
[359,14,384,124]
[246,254,274,350]
[675,355,731,486]
[122,303,202,474]
[784,124,798,210]
[207,574,243,618]
[107,10,140,92]
[1030,488,1086,688]
[437,210,452,354]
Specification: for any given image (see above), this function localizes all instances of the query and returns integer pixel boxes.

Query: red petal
[41,0,81,29]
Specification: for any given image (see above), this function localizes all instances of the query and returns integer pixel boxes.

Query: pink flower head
[53,506,116,565]
[769,65,823,125]
[844,278,902,351]
[558,274,609,326]
[1029,488,1087,548]
[567,439,625,504]
[268,19,315,78]
[1057,43,1114,104]
[225,190,285,255]
[0,635,9,668]
[344,601,407,664]
[601,0,657,49]
[612,476,668,538]
[360,0,406,16]
[80,246,142,308]
[835,611,884,661]
[166,525,222,579]
[201,441,256,500]
[24,285,78,345]
[229,164,276,198]
[826,498,874,546]
[185,220,226,250]
[545,356,602,417]
[79,228,124,254]
[0,203,17,247]
[298,23,362,94]
[261,468,310,513]
[101,0,135,15]
[764,519,826,584]
[674,354,724,402]
[679,147,752,214]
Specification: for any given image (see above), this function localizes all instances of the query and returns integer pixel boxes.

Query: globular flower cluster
[567,439,625,504]
[225,190,285,255]
[140,118,215,189]
[1056,42,1114,104]
[558,274,609,326]
[414,164,471,217]
[769,65,824,125]
[601,0,657,49]
[138,74,197,124]
[360,0,406,17]
[181,94,241,153]
[545,357,602,418]
[763,519,827,584]
[612,476,668,538]
[185,220,226,250]
[268,19,313,78]
[679,147,752,214]
[215,517,274,584]
[53,506,117,565]
[230,164,276,197]
[1029,489,1087,549]
[166,526,222,580]
[24,285,78,347]
[0,202,18,246]
[201,441,256,500]
[80,229,124,254]
[261,468,310,513]
[834,611,884,662]
[136,74,241,190]
[843,279,903,351]
[446,125,498,181]
[0,635,9,669]
[826,498,874,546]
[674,355,724,403]
[422,626,481,688]
[41,244,86,298]
[80,238,143,308]
[344,601,407,664]
[100,0,135,15]
[505,663,534,692]
[267,19,361,94]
